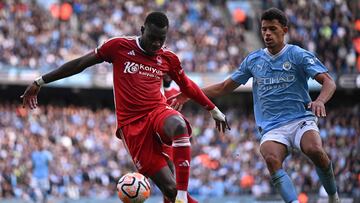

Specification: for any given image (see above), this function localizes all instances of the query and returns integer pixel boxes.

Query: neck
[267,43,285,55]
[139,37,145,50]
[138,37,155,56]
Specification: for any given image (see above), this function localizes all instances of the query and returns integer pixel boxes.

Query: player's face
[261,19,287,50]
[141,23,167,55]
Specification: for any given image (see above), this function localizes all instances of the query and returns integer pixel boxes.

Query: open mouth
[265,38,273,43]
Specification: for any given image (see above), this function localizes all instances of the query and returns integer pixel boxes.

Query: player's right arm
[21,52,104,109]
[169,56,251,107]
[21,37,120,109]
[202,78,240,98]
[168,78,239,109]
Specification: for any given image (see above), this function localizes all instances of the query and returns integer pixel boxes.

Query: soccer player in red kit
[21,12,230,203]
[161,74,181,203]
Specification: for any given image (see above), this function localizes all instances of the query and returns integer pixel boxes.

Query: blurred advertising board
[338,74,359,89]
[0,64,356,91]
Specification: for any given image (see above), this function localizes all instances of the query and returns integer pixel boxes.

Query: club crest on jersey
[307,58,315,64]
[282,61,292,71]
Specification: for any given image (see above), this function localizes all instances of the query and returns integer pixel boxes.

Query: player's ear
[282,26,288,34]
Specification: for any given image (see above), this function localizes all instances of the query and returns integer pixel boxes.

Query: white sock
[328,192,341,203]
[330,192,339,197]
[176,190,187,200]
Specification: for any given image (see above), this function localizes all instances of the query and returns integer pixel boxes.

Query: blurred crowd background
[0,0,359,74]
[0,103,359,200]
[262,0,359,74]
[0,0,246,74]
[1,0,360,202]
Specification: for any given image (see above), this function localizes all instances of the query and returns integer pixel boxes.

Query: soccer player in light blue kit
[31,137,53,203]
[170,8,339,203]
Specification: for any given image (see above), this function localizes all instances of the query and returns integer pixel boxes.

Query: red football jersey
[95,36,188,127]
[164,86,180,105]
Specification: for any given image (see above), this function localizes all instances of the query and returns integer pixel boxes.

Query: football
[117,172,151,203]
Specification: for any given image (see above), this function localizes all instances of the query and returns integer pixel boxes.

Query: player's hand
[308,100,326,117]
[168,92,189,111]
[209,106,231,133]
[20,82,41,109]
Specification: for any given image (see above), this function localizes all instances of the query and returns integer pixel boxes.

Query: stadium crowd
[0,103,359,200]
[1,0,359,74]
[0,0,246,73]
[262,0,359,73]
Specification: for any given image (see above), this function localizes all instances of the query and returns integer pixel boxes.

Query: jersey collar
[136,36,147,52]
[264,44,289,60]
[136,36,163,55]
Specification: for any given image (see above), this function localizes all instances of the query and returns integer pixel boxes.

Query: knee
[302,144,325,158]
[163,115,187,139]
[263,154,282,169]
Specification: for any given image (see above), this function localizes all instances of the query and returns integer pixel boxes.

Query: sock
[164,193,197,203]
[271,169,298,203]
[177,190,187,200]
[187,193,198,203]
[315,163,337,195]
[172,134,191,191]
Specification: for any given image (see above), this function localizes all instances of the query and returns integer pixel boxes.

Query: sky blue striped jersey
[231,44,328,135]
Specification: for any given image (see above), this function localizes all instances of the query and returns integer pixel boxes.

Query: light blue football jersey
[31,150,52,179]
[231,44,328,135]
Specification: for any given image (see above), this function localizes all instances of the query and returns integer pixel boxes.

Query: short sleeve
[231,57,252,85]
[166,53,186,86]
[300,51,328,78]
[95,38,118,63]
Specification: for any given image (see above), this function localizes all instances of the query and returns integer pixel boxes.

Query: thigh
[294,119,320,151]
[260,140,288,162]
[120,118,168,177]
[299,129,323,153]
[152,107,192,145]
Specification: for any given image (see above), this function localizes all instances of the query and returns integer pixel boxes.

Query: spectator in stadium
[0,0,247,74]
[30,136,52,203]
[170,8,339,203]
[20,11,229,203]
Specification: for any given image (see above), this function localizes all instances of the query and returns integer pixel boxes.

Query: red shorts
[116,106,191,177]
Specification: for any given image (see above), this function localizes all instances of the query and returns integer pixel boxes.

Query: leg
[260,141,298,203]
[300,130,339,202]
[162,159,175,203]
[163,115,191,202]
[151,166,177,202]
[162,158,197,203]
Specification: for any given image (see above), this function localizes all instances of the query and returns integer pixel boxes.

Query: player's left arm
[308,72,336,117]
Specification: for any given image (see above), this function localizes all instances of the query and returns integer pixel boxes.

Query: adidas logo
[128,50,135,56]
[179,160,190,167]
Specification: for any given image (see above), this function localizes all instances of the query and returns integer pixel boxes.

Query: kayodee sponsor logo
[124,61,163,79]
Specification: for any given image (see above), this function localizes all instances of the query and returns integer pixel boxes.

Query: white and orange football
[117,172,151,203]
